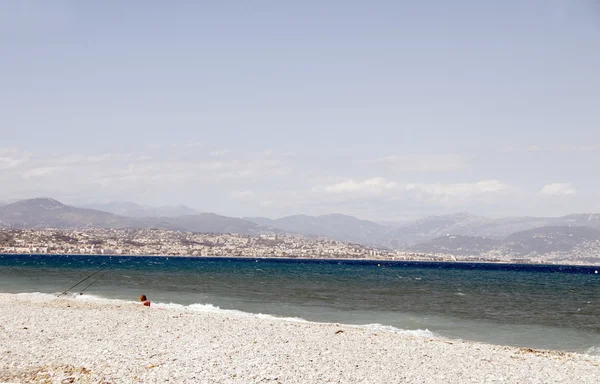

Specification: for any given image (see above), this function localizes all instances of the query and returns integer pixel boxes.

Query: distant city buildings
[0,228,595,265]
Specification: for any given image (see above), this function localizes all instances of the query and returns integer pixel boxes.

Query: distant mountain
[0,198,132,228]
[141,213,267,235]
[245,213,386,245]
[558,213,600,229]
[82,201,199,217]
[501,226,600,256]
[0,198,267,235]
[379,212,484,248]
[245,212,600,263]
[380,213,600,248]
[4,197,600,262]
[411,235,500,256]
[411,226,600,263]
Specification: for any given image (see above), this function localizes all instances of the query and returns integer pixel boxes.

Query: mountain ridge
[0,198,264,235]
[2,198,600,262]
[80,201,199,218]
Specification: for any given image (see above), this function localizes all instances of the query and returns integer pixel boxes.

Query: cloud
[230,190,255,201]
[540,183,576,196]
[0,146,292,203]
[311,178,512,206]
[365,154,468,172]
[405,180,509,197]
[251,177,518,221]
[22,166,67,179]
[318,177,397,195]
[0,148,29,169]
[209,149,229,157]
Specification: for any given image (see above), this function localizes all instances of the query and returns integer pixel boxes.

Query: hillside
[245,214,386,244]
[82,202,199,218]
[0,198,132,229]
[411,226,600,264]
[3,198,600,262]
[0,198,267,235]
[141,213,267,235]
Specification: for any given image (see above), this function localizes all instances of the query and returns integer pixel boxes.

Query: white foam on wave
[15,292,139,306]
[585,346,600,356]
[16,292,58,299]
[10,292,438,340]
[157,302,310,324]
[74,293,133,305]
[357,323,438,338]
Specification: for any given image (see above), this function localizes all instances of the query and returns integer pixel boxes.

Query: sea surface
[1,254,599,355]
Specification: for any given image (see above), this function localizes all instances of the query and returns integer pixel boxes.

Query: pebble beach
[1,293,599,384]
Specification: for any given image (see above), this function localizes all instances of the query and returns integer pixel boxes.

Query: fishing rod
[78,270,110,295]
[57,269,106,297]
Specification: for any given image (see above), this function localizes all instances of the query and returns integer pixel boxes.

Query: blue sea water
[1,254,599,354]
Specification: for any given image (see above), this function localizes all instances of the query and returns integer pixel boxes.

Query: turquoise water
[1,254,599,354]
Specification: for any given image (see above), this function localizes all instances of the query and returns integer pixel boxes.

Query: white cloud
[318,177,397,194]
[311,178,512,207]
[209,149,229,157]
[230,190,255,201]
[22,166,67,179]
[0,148,29,169]
[405,180,509,197]
[540,183,576,196]
[366,154,468,172]
[0,147,291,203]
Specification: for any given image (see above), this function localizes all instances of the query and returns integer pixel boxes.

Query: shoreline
[2,252,600,268]
[1,293,599,383]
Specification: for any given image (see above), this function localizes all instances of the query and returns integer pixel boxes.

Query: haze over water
[1,254,599,355]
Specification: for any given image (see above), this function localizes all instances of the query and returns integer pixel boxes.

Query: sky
[1,0,599,221]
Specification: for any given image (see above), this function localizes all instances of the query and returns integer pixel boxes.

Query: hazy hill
[3,197,600,260]
[411,226,600,262]
[558,214,600,229]
[0,198,267,235]
[245,214,387,244]
[82,202,199,218]
[379,212,483,248]
[0,198,132,228]
[411,235,500,256]
[141,213,267,235]
[246,212,600,261]
[501,226,600,256]
[380,213,600,247]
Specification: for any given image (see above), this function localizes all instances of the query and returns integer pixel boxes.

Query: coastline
[2,252,600,268]
[1,293,599,383]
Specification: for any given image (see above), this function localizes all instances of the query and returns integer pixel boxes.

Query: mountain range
[1,198,600,262]
[81,202,199,217]
[0,198,262,235]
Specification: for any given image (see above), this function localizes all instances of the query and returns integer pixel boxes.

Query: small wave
[9,293,438,341]
[585,346,600,356]
[255,313,310,323]
[16,292,58,299]
[74,294,134,305]
[455,292,466,296]
[358,323,438,338]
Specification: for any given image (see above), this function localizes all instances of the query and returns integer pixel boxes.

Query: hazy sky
[1,1,599,220]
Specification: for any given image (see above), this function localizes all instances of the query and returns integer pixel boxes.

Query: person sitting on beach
[139,294,151,307]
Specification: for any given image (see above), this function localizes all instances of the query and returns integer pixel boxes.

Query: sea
[1,254,599,355]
